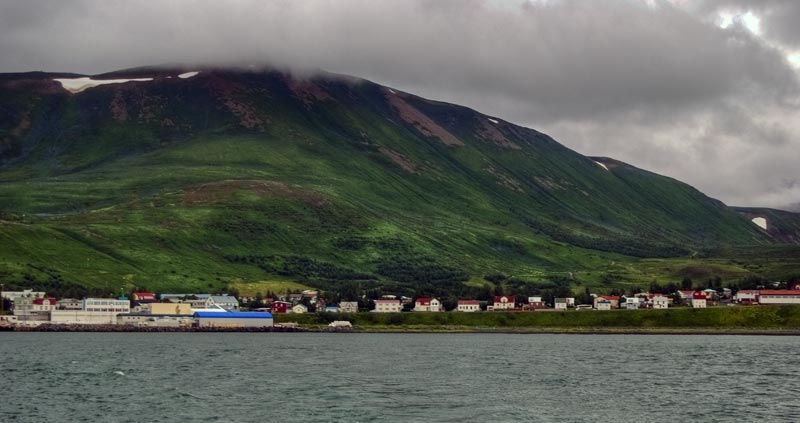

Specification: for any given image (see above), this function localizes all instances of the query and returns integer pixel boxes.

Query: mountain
[1,65,798,297]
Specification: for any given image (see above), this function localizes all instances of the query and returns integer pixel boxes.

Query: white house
[491,296,516,311]
[554,298,568,310]
[414,298,442,312]
[291,304,308,314]
[734,290,759,303]
[758,290,800,305]
[372,299,402,313]
[528,296,542,304]
[596,300,612,311]
[625,297,642,310]
[691,293,707,308]
[653,296,669,309]
[456,300,480,312]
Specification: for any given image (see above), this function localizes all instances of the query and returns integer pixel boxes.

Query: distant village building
[324,306,339,313]
[491,296,516,311]
[734,290,759,304]
[594,295,620,309]
[144,302,192,315]
[372,299,402,313]
[132,292,157,303]
[457,300,480,312]
[691,293,707,308]
[270,301,291,314]
[596,300,612,311]
[208,295,240,311]
[50,297,131,324]
[1,290,45,303]
[292,304,308,314]
[194,311,273,328]
[414,298,442,312]
[554,298,568,310]
[56,298,83,310]
[758,290,800,305]
[652,296,669,309]
[339,302,359,313]
[13,297,57,321]
[625,297,642,310]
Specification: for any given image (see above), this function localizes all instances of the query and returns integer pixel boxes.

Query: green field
[275,306,800,332]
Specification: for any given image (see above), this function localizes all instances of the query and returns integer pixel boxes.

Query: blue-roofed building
[194,311,273,328]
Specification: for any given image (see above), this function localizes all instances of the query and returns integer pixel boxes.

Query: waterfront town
[2,284,800,330]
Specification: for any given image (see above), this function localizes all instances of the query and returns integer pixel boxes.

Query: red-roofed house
[132,292,157,303]
[457,300,480,312]
[691,292,707,308]
[414,297,442,312]
[491,295,516,311]
[373,299,402,313]
[14,297,57,321]
[758,290,800,305]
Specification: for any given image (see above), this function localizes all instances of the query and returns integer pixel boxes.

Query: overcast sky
[1,0,798,209]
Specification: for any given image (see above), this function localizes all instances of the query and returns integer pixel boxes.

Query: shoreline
[3,324,800,335]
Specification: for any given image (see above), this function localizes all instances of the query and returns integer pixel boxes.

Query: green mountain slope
[0,66,797,297]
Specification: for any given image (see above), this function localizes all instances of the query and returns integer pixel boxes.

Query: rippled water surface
[1,333,799,422]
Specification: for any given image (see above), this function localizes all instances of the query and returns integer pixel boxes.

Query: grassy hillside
[0,66,798,298]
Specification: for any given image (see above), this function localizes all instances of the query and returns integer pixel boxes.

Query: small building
[56,298,83,310]
[596,300,612,311]
[594,295,620,309]
[117,313,192,327]
[323,306,339,313]
[691,292,707,308]
[14,297,57,321]
[1,290,45,303]
[372,299,402,313]
[194,311,273,328]
[132,292,157,303]
[678,291,694,302]
[734,290,759,303]
[653,296,669,309]
[528,296,543,303]
[554,298,568,310]
[414,298,442,312]
[144,302,192,315]
[339,301,359,313]
[292,304,308,314]
[208,295,240,311]
[758,290,800,305]
[270,301,290,314]
[457,300,480,312]
[492,296,516,311]
[625,297,642,310]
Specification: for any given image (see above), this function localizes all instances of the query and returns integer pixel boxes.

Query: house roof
[494,296,515,303]
[692,293,707,299]
[759,290,800,296]
[374,299,400,304]
[293,304,308,309]
[33,297,57,305]
[416,298,434,305]
[600,295,620,301]
[194,311,272,318]
[458,300,480,305]
[555,298,568,303]
[210,295,238,304]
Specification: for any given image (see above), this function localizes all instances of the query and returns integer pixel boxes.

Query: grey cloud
[0,0,798,209]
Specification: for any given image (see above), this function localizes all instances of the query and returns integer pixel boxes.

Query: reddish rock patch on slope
[283,76,333,109]
[207,75,267,130]
[386,92,463,147]
[477,118,520,150]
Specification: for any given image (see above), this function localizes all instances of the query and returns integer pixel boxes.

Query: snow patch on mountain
[488,118,499,124]
[751,217,767,230]
[178,71,200,79]
[594,161,610,171]
[54,77,153,93]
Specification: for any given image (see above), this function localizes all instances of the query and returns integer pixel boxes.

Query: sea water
[1,333,798,422]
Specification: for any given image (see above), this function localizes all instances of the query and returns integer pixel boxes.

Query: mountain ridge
[1,65,798,297]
